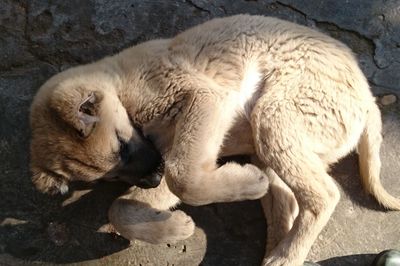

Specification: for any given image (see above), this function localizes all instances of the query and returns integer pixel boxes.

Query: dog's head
[30,63,163,195]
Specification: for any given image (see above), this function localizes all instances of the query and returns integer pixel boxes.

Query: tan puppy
[30,15,400,265]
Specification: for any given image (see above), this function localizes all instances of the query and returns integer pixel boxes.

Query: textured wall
[1,1,399,265]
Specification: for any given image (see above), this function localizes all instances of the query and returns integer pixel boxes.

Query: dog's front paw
[240,164,270,200]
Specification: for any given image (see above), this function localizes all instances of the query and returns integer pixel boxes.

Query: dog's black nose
[136,173,162,189]
[119,139,162,170]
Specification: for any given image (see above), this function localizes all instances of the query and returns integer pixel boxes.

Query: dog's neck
[114,56,184,126]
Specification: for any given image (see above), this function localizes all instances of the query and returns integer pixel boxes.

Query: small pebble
[380,94,397,106]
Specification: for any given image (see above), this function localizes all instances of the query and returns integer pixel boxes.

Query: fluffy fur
[30,15,400,265]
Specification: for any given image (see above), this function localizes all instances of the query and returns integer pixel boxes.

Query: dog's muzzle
[116,134,164,189]
[135,172,162,189]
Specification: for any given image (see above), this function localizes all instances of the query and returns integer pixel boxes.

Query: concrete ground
[1,1,399,265]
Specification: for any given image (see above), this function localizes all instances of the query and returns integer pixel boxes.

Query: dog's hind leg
[261,152,340,266]
[261,168,298,255]
[251,97,341,266]
[251,156,299,255]
[108,178,195,244]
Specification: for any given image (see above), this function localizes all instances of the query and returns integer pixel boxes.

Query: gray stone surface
[0,1,399,265]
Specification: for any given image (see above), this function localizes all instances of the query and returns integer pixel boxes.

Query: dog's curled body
[30,15,400,266]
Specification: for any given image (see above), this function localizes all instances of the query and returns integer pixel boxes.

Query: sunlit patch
[1,218,28,226]
[61,189,92,207]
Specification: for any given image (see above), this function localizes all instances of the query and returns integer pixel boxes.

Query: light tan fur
[30,15,400,265]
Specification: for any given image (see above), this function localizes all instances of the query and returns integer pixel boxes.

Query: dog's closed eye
[119,138,130,163]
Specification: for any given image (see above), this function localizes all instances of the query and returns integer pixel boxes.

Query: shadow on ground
[0,89,398,265]
[0,154,389,265]
[1,180,131,263]
[331,153,382,212]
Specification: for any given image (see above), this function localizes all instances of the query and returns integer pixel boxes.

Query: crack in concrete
[274,1,386,79]
[369,78,399,93]
[275,1,308,20]
[317,21,375,50]
[184,0,211,14]
[211,3,227,15]
[276,1,376,54]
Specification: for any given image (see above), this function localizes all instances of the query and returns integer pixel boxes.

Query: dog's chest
[234,62,263,120]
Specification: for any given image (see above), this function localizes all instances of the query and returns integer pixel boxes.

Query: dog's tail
[358,102,400,210]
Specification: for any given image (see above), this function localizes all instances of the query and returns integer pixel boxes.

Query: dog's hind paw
[157,210,195,243]
[262,257,289,266]
[262,255,300,266]
[110,207,195,244]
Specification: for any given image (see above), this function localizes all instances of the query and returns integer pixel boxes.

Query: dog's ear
[50,88,103,138]
[31,166,69,195]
